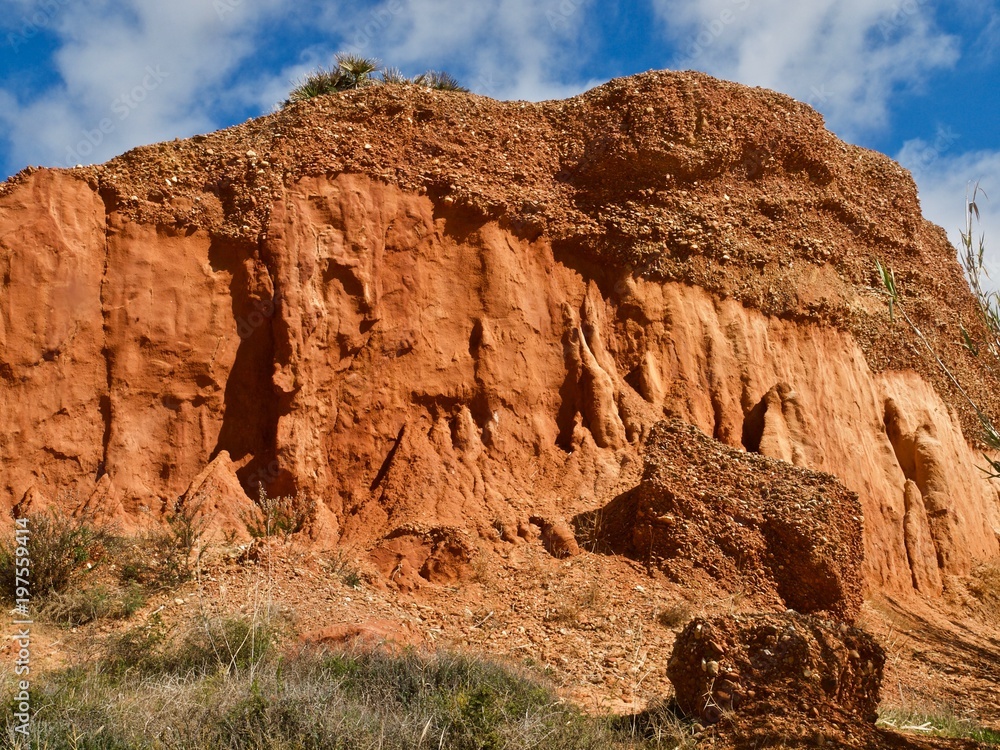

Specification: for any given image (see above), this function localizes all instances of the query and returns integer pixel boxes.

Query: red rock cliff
[2,71,998,599]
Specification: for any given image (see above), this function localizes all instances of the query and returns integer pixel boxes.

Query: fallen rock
[667,613,885,739]
[530,515,581,558]
[578,419,865,620]
[368,525,475,591]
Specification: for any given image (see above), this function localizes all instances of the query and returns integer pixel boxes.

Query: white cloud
[653,0,959,140]
[239,0,603,110]
[0,0,609,175]
[1,0,287,171]
[897,142,1000,292]
[341,0,602,101]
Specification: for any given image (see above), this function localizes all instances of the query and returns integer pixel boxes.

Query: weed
[115,504,207,589]
[243,486,313,540]
[959,183,1000,363]
[408,70,468,92]
[876,248,1000,477]
[611,699,698,748]
[0,511,110,600]
[655,600,693,630]
[545,581,607,626]
[284,53,467,106]
[167,613,278,676]
[323,548,364,589]
[284,53,380,104]
[572,509,610,554]
[340,569,362,589]
[102,613,171,675]
[879,704,1000,746]
[40,583,145,627]
[102,610,279,680]
[2,644,686,749]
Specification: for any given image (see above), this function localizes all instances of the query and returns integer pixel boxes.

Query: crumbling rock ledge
[577,419,865,620]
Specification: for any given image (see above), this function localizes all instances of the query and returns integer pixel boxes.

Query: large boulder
[667,613,885,741]
[579,419,865,620]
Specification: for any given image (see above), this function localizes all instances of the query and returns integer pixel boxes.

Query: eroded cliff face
[2,72,999,602]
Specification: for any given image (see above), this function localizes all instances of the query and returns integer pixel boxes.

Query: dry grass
[1,624,696,749]
[967,559,1000,612]
[879,702,1000,746]
[654,601,693,630]
[545,580,608,625]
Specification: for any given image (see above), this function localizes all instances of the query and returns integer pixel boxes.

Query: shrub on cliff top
[284,53,467,106]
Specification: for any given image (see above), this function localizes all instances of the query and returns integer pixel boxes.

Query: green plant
[115,503,207,589]
[958,183,1000,476]
[879,705,1000,745]
[3,645,690,748]
[959,183,1000,361]
[102,612,171,675]
[284,53,467,106]
[40,583,145,627]
[410,70,469,92]
[244,486,313,540]
[284,53,380,105]
[380,66,409,85]
[168,614,277,676]
[322,548,363,589]
[0,511,110,601]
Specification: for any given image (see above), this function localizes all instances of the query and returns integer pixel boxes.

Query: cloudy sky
[1,0,998,274]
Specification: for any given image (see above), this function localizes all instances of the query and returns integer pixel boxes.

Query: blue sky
[1,0,999,276]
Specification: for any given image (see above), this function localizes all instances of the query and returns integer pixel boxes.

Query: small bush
[284,53,380,105]
[408,70,469,91]
[116,507,207,589]
[321,547,365,588]
[102,613,172,675]
[102,611,278,679]
[40,583,145,627]
[244,487,313,540]
[167,614,278,675]
[655,601,693,630]
[284,53,467,106]
[545,582,606,626]
[0,506,208,629]
[0,511,110,601]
